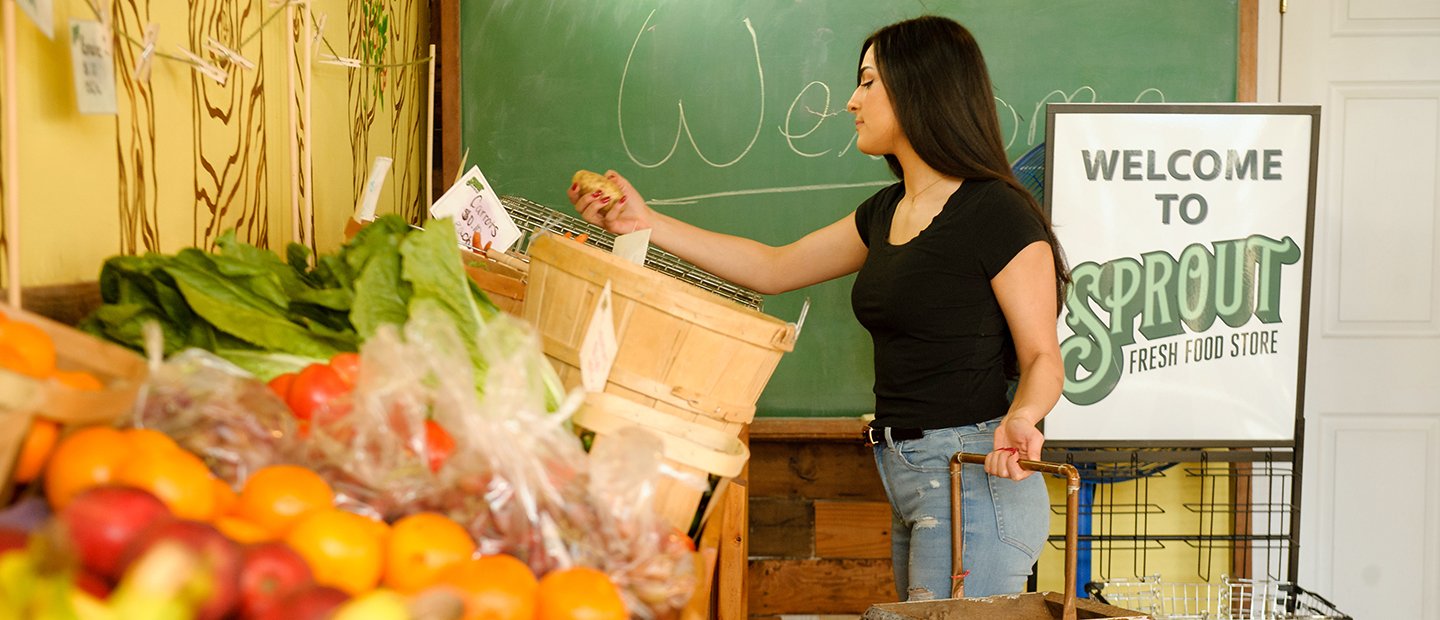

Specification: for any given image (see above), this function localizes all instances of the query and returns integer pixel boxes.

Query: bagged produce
[582,427,699,617]
[130,348,302,485]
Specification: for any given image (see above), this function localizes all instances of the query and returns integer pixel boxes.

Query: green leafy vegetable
[83,215,503,388]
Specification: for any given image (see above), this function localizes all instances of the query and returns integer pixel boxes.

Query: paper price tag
[355,156,393,222]
[430,166,521,253]
[612,228,651,266]
[69,20,117,115]
[578,282,618,393]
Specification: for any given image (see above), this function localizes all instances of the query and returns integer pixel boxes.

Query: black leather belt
[862,424,925,446]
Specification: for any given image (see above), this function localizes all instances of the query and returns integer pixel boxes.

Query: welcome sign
[1043,104,1319,444]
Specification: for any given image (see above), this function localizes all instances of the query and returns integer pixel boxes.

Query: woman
[568,16,1069,600]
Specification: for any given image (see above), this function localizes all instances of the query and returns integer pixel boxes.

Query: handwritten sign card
[579,282,618,392]
[430,166,521,253]
[18,0,54,39]
[69,20,117,115]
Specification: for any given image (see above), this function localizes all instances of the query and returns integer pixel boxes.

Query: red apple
[123,520,242,620]
[0,526,27,556]
[60,486,173,580]
[252,584,349,620]
[237,541,313,619]
[75,570,113,599]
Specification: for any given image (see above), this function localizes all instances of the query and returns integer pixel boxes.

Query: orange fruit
[236,465,335,536]
[12,418,60,484]
[382,512,476,593]
[51,370,103,391]
[214,516,274,544]
[0,346,31,376]
[124,428,181,455]
[114,446,218,521]
[284,508,385,595]
[44,426,133,510]
[0,320,55,377]
[536,566,626,620]
[212,477,239,517]
[435,554,538,620]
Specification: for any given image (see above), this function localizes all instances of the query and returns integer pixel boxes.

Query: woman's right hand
[567,170,655,235]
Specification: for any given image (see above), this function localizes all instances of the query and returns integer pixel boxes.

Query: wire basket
[1086,576,1351,620]
[496,195,765,310]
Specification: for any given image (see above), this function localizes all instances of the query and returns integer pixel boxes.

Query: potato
[572,169,623,215]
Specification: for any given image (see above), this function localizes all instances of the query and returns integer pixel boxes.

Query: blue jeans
[871,418,1049,600]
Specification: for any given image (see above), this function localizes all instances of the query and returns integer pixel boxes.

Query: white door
[1261,0,1440,617]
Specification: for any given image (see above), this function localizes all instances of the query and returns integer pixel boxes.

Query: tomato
[268,372,297,402]
[328,353,362,387]
[425,420,455,473]
[287,364,352,422]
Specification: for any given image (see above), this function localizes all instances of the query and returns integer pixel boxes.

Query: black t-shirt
[851,179,1047,430]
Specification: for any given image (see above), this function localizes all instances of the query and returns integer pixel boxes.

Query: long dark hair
[861,16,1070,315]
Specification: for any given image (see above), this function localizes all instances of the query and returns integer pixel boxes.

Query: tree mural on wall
[389,0,425,225]
[189,0,269,251]
[351,0,426,227]
[113,0,163,255]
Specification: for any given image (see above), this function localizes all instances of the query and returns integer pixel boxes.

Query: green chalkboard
[460,0,1239,417]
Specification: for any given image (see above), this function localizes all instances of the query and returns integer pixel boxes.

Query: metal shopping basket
[862,453,1148,620]
[1086,575,1352,619]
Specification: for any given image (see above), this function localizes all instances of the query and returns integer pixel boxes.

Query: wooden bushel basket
[861,454,1149,620]
[572,392,748,532]
[0,304,149,503]
[524,234,795,436]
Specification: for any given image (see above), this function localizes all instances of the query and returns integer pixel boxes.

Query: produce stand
[1,204,798,619]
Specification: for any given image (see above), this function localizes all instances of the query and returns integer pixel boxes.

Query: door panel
[1276,0,1440,618]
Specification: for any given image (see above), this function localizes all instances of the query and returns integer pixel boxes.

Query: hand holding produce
[571,169,623,216]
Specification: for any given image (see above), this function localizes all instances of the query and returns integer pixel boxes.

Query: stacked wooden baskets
[523,234,797,530]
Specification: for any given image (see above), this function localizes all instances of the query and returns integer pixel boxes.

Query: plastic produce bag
[581,427,698,618]
[298,301,598,574]
[129,349,303,485]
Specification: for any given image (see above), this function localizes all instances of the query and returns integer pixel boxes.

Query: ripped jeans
[871,418,1049,601]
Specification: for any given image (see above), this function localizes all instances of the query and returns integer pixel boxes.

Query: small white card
[18,0,54,40]
[429,166,521,253]
[355,156,393,222]
[612,228,651,266]
[578,282,618,392]
[70,20,117,115]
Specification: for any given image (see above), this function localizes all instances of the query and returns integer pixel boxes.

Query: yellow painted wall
[0,0,430,290]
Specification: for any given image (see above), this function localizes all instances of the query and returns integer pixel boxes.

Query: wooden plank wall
[747,418,899,617]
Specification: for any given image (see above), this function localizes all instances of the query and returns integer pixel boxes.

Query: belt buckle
[864,425,879,447]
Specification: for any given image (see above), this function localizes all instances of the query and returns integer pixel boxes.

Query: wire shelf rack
[1037,448,1301,583]
[1087,575,1351,620]
[495,195,766,310]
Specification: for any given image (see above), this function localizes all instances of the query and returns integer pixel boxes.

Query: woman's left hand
[986,415,1045,481]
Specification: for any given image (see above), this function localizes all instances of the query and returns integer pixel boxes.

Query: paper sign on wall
[429,166,521,253]
[17,0,54,40]
[579,282,618,392]
[69,20,117,115]
[612,228,650,265]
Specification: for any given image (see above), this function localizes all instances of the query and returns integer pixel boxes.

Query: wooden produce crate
[0,304,148,502]
[523,234,795,436]
[461,249,528,316]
